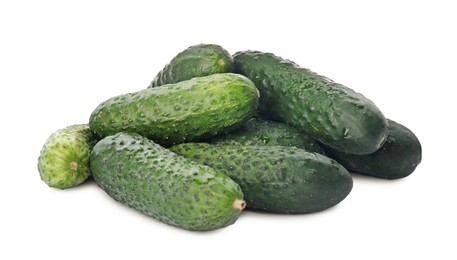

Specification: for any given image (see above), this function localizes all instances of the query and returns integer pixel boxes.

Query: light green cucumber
[89,73,259,146]
[38,124,95,189]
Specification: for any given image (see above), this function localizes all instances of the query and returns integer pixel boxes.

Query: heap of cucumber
[38,44,422,231]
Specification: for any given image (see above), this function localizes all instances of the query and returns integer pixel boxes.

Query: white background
[1,0,456,259]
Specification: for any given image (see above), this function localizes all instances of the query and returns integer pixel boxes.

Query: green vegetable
[90,132,245,231]
[170,143,353,214]
[149,44,234,88]
[233,50,387,155]
[89,73,259,146]
[208,118,324,154]
[38,124,94,189]
[323,119,422,179]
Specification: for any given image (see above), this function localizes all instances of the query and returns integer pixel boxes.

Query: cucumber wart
[90,132,245,231]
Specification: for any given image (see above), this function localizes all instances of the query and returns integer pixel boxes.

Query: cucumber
[323,119,422,179]
[89,73,259,146]
[90,132,245,231]
[233,50,388,155]
[208,118,325,154]
[149,44,234,88]
[170,143,353,214]
[38,124,95,189]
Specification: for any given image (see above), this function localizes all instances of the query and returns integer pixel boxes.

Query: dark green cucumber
[38,124,95,189]
[323,119,422,179]
[90,73,259,146]
[170,143,353,214]
[90,132,245,231]
[149,44,234,88]
[233,50,387,155]
[208,118,325,154]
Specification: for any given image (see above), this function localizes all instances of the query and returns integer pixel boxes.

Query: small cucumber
[323,119,422,179]
[38,124,95,189]
[149,44,234,88]
[234,50,388,155]
[89,73,259,146]
[91,132,245,231]
[208,118,325,154]
[170,143,353,214]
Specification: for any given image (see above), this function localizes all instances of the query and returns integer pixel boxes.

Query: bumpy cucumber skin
[89,73,259,146]
[170,143,353,214]
[208,118,325,154]
[149,44,234,88]
[90,132,244,231]
[38,124,94,189]
[233,50,388,155]
[323,120,422,179]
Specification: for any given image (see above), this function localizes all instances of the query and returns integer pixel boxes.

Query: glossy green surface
[324,120,422,179]
[90,73,259,146]
[234,50,387,155]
